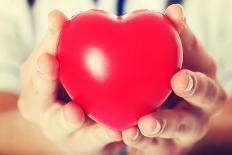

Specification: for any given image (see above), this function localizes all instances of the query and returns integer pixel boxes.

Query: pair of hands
[18,4,227,155]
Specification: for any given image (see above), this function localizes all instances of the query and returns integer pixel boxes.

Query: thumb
[165,4,216,78]
[33,53,59,101]
[34,10,67,57]
[31,10,67,103]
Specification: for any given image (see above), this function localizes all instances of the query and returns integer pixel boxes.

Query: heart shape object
[57,9,183,131]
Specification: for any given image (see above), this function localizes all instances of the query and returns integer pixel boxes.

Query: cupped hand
[18,10,122,155]
[122,4,228,155]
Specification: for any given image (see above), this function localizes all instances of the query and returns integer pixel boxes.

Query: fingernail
[107,129,122,141]
[185,75,193,92]
[177,5,185,21]
[132,129,140,141]
[152,120,162,135]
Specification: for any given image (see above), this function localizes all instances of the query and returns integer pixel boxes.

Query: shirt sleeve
[184,0,232,95]
[0,0,33,94]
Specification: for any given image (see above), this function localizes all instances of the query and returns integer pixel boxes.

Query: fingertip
[48,10,68,33]
[165,4,186,34]
[171,70,194,95]
[63,102,85,126]
[122,127,141,144]
[106,129,122,142]
[138,115,162,137]
[165,4,185,22]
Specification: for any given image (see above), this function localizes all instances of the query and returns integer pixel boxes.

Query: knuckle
[202,80,227,111]
[176,115,199,142]
[201,79,217,107]
[175,116,187,136]
[176,115,194,136]
[177,123,188,137]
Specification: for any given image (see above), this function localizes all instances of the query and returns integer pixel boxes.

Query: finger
[89,125,122,145]
[171,69,227,113]
[43,101,85,140]
[122,127,150,149]
[23,10,67,69]
[122,127,175,154]
[70,123,122,150]
[18,53,59,120]
[138,109,206,143]
[32,53,59,105]
[18,11,68,121]
[165,4,216,77]
[36,10,67,56]
[28,11,67,110]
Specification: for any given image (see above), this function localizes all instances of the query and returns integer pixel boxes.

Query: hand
[18,10,122,155]
[122,4,228,155]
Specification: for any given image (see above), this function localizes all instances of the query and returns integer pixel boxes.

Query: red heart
[57,10,183,131]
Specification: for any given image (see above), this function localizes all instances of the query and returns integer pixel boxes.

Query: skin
[0,93,63,155]
[123,5,228,155]
[0,4,229,155]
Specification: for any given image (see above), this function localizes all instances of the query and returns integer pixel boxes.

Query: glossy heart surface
[57,10,183,130]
